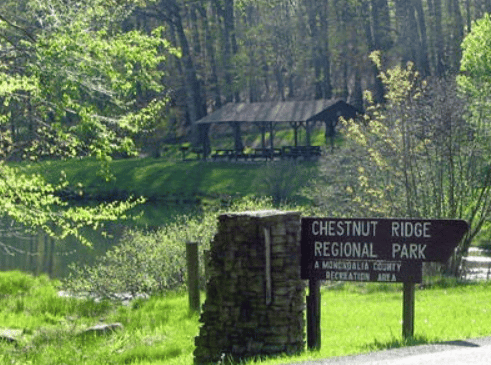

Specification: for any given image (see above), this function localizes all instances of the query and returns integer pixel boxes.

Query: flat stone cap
[219,210,300,218]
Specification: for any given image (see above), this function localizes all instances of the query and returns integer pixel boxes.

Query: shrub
[63,196,289,299]
[64,228,187,299]
[0,271,38,296]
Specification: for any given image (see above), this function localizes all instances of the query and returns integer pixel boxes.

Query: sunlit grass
[3,272,491,364]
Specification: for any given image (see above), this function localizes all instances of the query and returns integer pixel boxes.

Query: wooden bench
[211,149,236,160]
[281,146,321,159]
[251,148,281,160]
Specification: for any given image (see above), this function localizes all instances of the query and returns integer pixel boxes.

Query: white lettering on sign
[314,260,370,271]
[377,273,397,282]
[391,221,431,238]
[391,243,427,259]
[311,220,379,237]
[325,271,370,281]
[373,261,402,272]
[314,241,378,259]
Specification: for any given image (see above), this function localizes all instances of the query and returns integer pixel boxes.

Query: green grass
[18,158,317,201]
[2,272,491,365]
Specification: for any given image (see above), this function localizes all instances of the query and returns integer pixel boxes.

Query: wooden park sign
[300,217,469,349]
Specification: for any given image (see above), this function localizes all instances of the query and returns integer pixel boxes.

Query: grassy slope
[2,272,491,365]
[19,157,317,200]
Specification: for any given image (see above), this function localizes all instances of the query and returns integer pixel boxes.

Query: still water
[0,203,200,277]
[0,217,122,277]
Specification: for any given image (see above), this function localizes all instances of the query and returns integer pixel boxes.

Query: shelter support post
[260,123,267,151]
[305,121,311,146]
[231,122,243,155]
[291,122,299,147]
[325,118,336,152]
[269,122,274,150]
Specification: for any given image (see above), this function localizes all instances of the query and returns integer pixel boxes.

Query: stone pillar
[194,210,305,364]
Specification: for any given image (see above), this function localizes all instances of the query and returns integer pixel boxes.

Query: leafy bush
[64,228,187,299]
[254,160,312,204]
[0,270,40,296]
[64,197,287,299]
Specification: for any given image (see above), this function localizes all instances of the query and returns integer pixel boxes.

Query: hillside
[18,157,319,204]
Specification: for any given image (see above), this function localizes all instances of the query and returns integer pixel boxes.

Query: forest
[2,0,491,258]
[1,0,491,158]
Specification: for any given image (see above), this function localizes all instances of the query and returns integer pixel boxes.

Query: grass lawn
[17,156,318,201]
[2,272,491,365]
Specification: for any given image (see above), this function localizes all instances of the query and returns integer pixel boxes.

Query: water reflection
[0,217,122,278]
[0,202,202,277]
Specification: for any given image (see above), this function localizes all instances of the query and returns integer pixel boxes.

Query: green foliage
[0,272,111,331]
[307,55,491,275]
[64,228,187,298]
[0,0,175,243]
[458,13,491,161]
[459,14,491,99]
[0,0,175,160]
[254,160,314,204]
[0,162,144,245]
[64,196,283,298]
[0,270,41,296]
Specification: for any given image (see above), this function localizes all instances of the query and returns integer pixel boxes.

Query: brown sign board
[301,217,469,282]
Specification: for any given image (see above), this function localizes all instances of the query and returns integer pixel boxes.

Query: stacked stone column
[194,210,305,364]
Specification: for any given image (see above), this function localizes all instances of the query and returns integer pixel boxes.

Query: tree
[307,53,491,276]
[0,0,175,243]
[1,0,176,161]
[458,13,491,119]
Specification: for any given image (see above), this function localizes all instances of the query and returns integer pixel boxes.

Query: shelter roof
[196,99,360,124]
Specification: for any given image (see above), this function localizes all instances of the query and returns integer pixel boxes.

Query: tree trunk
[447,0,464,73]
[351,67,363,112]
[219,0,239,103]
[413,0,431,77]
[371,0,392,51]
[173,8,206,145]
[305,0,331,99]
[427,0,445,76]
[197,3,222,109]
[369,0,392,103]
[433,0,446,76]
[319,0,332,99]
[395,0,411,66]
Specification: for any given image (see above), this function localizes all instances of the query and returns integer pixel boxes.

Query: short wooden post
[186,241,200,313]
[307,279,321,350]
[402,282,415,339]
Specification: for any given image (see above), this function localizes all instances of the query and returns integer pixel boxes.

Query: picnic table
[210,146,321,161]
[281,145,321,159]
[251,148,281,160]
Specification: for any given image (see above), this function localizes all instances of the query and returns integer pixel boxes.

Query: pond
[0,202,201,278]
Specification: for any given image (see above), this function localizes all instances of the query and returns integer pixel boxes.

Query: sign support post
[186,241,200,313]
[402,282,415,339]
[307,278,321,350]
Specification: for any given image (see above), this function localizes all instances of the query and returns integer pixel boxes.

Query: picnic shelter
[195,99,360,160]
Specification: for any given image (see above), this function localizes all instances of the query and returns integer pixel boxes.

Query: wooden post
[305,121,311,146]
[402,282,415,339]
[307,279,321,350]
[264,228,272,305]
[269,122,274,152]
[186,241,200,313]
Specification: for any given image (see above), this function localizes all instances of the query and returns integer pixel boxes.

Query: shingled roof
[196,99,359,124]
